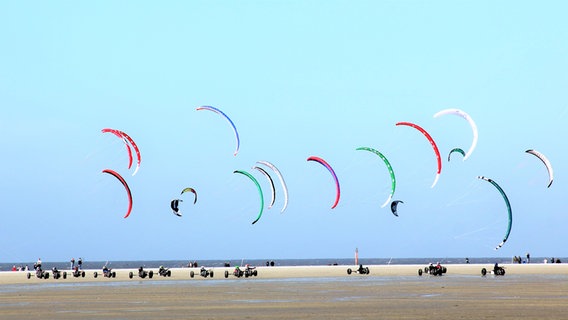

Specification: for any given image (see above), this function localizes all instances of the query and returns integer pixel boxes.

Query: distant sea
[2,257,562,271]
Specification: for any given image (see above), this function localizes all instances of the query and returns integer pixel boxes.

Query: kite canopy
[234,170,264,224]
[525,149,554,188]
[433,108,478,161]
[102,169,133,219]
[390,200,403,217]
[307,156,340,209]
[196,106,240,156]
[478,176,512,250]
[255,161,289,213]
[171,199,182,217]
[396,121,442,188]
[181,187,198,204]
[356,147,396,208]
[447,148,466,162]
[101,128,133,169]
[252,166,276,209]
[101,128,141,176]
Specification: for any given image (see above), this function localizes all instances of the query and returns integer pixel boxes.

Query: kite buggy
[70,266,86,278]
[190,266,214,278]
[481,263,506,276]
[129,266,153,279]
[94,265,116,278]
[51,267,67,279]
[26,267,50,280]
[347,265,370,275]
[158,266,172,277]
[225,265,258,278]
[418,263,447,276]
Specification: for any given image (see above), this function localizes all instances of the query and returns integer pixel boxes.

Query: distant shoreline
[1,256,562,271]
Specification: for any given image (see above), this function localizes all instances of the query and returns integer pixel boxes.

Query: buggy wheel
[190,271,195,278]
[225,270,229,278]
[94,272,98,278]
[63,272,67,279]
[129,271,133,279]
[347,268,352,275]
[44,273,50,279]
[167,270,171,277]
[112,271,116,278]
[365,267,370,274]
[210,271,214,278]
[481,268,487,276]
[148,270,153,279]
[418,269,423,276]
[81,271,85,278]
[27,272,31,279]
[253,270,257,276]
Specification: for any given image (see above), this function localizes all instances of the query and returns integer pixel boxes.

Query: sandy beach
[1,263,567,319]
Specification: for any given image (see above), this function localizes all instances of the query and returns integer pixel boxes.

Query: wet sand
[1,264,567,319]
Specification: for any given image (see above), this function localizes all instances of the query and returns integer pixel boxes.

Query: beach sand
[1,263,567,319]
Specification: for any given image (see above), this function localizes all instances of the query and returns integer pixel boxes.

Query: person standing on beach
[78,257,83,270]
[70,258,75,270]
[526,253,530,264]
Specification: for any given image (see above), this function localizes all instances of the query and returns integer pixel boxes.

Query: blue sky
[1,1,567,262]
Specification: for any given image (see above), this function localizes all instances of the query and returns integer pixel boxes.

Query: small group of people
[512,253,530,264]
[70,257,83,270]
[11,265,29,271]
[187,261,199,268]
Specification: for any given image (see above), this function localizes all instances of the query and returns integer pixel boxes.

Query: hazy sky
[1,1,567,262]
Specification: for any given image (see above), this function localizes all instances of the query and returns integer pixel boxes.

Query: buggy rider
[493,263,500,273]
[103,265,110,276]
